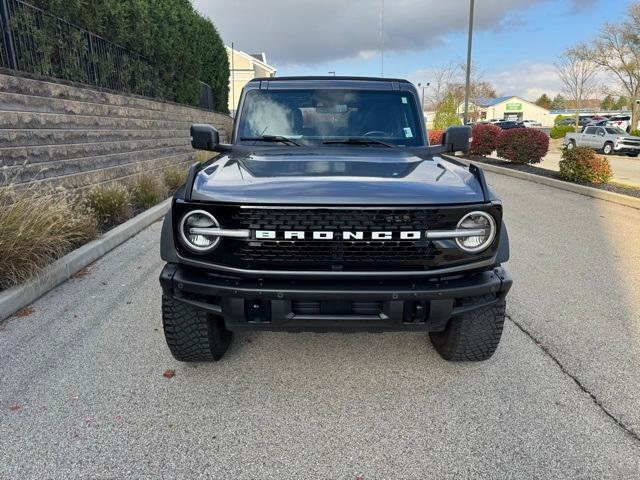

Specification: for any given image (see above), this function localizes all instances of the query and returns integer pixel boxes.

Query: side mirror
[191,124,219,151]
[443,125,471,153]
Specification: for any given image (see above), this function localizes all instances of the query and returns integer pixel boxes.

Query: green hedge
[27,0,229,112]
[554,114,568,125]
[550,124,576,139]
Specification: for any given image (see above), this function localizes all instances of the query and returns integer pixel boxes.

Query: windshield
[236,89,424,147]
[605,127,627,135]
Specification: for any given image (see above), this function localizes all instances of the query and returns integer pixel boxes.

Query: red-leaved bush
[470,124,501,156]
[496,128,549,164]
[559,147,612,184]
[428,129,444,145]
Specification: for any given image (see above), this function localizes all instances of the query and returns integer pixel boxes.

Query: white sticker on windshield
[401,97,408,104]
[404,127,413,138]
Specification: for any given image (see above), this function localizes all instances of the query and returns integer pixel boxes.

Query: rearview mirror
[191,124,219,151]
[443,125,471,153]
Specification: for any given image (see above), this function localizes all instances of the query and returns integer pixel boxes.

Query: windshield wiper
[322,137,394,148]
[240,135,300,146]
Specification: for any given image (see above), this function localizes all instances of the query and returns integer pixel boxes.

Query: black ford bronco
[159,77,511,362]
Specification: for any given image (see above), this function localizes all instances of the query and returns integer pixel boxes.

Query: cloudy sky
[193,0,633,101]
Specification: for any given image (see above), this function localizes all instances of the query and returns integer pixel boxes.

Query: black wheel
[162,295,232,362]
[429,295,506,361]
[566,140,575,150]
[602,142,613,155]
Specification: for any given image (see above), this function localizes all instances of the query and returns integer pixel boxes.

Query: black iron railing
[0,0,214,107]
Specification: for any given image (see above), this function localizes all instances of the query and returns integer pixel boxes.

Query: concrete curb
[456,157,640,210]
[0,198,171,321]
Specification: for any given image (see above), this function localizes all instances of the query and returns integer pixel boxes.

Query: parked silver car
[564,126,640,156]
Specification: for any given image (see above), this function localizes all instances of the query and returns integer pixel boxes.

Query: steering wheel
[362,130,389,137]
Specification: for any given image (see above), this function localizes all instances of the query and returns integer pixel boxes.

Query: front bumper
[614,144,640,153]
[160,264,512,332]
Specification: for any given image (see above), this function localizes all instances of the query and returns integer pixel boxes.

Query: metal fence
[199,81,215,111]
[0,0,215,108]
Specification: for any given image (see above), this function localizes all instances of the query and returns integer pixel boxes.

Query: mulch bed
[466,156,640,199]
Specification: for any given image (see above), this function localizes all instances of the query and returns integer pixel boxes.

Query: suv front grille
[233,208,447,231]
[174,204,502,272]
[231,208,443,268]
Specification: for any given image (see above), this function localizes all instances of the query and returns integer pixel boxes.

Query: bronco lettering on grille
[255,230,424,240]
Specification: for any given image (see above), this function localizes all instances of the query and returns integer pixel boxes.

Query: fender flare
[496,221,510,264]
[160,210,178,263]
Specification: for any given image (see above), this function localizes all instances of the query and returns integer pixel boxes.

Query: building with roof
[461,96,553,126]
[226,46,277,114]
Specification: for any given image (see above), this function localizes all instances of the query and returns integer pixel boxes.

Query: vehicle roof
[245,76,417,93]
[252,76,411,83]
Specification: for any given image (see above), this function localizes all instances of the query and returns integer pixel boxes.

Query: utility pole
[463,0,475,125]
[231,42,235,117]
[380,0,384,77]
[418,82,430,112]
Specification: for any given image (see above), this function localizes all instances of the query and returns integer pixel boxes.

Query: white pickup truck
[564,126,640,156]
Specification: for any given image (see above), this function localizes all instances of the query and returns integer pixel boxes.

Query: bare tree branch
[576,4,640,130]
[425,62,457,110]
[555,49,599,127]
[424,62,496,122]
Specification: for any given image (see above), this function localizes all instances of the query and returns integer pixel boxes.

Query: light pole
[463,0,475,125]
[418,82,430,112]
[380,0,384,77]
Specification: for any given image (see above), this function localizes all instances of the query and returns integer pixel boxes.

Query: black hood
[190,147,485,205]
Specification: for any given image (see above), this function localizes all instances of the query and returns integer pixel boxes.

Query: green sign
[505,102,522,111]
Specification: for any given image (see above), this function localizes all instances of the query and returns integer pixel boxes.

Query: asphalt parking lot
[1,171,639,479]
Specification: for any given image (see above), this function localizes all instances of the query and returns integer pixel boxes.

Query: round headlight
[455,211,496,253]
[179,210,220,253]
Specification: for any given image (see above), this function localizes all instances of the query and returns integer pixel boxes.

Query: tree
[555,49,599,127]
[613,96,628,110]
[425,62,458,110]
[535,93,552,109]
[433,92,462,129]
[551,94,567,110]
[424,62,496,110]
[29,0,229,112]
[600,94,615,110]
[577,3,640,131]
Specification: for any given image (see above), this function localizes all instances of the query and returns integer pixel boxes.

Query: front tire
[602,142,613,155]
[429,295,506,361]
[162,295,232,362]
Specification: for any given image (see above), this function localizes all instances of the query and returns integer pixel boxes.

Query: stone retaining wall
[0,73,232,191]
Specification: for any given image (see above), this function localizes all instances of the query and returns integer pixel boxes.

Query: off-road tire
[162,295,232,362]
[429,295,506,361]
[602,142,613,155]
